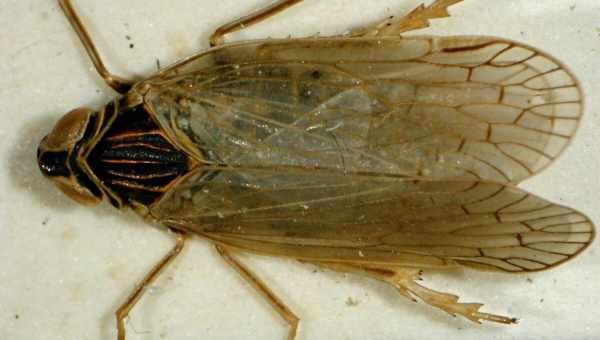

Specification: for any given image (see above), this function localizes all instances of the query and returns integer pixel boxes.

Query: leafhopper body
[37,1,595,339]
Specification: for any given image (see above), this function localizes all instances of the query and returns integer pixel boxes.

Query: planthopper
[36,0,595,339]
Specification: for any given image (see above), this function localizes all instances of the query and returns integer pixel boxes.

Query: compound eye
[42,108,93,151]
[54,177,101,206]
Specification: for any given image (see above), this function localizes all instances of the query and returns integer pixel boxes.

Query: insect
[37,0,595,339]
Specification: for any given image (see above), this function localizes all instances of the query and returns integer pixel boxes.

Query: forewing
[147,36,582,183]
[154,169,594,273]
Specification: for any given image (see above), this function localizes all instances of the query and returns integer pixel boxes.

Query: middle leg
[215,245,300,340]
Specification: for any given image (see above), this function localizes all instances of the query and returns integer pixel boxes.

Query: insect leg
[313,262,517,325]
[352,0,464,37]
[57,0,135,93]
[209,0,304,46]
[215,245,300,340]
[115,230,187,340]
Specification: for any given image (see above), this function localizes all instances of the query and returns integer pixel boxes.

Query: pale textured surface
[1,1,599,339]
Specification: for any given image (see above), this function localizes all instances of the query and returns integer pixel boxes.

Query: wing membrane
[153,168,594,273]
[147,36,582,183]
[143,36,590,272]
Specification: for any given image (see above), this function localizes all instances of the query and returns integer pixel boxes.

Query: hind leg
[209,0,304,46]
[312,261,517,325]
[353,0,464,37]
[210,0,465,45]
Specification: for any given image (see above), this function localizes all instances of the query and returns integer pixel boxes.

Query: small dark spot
[517,233,524,245]
[14,314,19,319]
[345,297,360,306]
[570,4,576,11]
[386,23,392,26]
[129,43,135,49]
[156,58,161,71]
[125,35,131,40]
[311,70,322,79]
[41,217,49,226]
[540,298,544,303]
[526,277,533,283]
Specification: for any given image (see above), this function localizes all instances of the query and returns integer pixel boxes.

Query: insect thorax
[86,98,192,210]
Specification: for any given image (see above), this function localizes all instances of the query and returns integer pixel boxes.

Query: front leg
[115,230,187,340]
[57,0,136,93]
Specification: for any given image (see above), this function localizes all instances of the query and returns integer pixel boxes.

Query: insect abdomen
[88,103,191,206]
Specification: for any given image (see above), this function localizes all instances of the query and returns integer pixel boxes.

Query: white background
[1,1,599,339]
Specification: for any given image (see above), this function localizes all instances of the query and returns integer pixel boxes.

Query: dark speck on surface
[345,297,359,306]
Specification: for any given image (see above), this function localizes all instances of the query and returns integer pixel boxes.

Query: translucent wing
[153,168,594,273]
[142,36,590,272]
[146,36,583,183]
